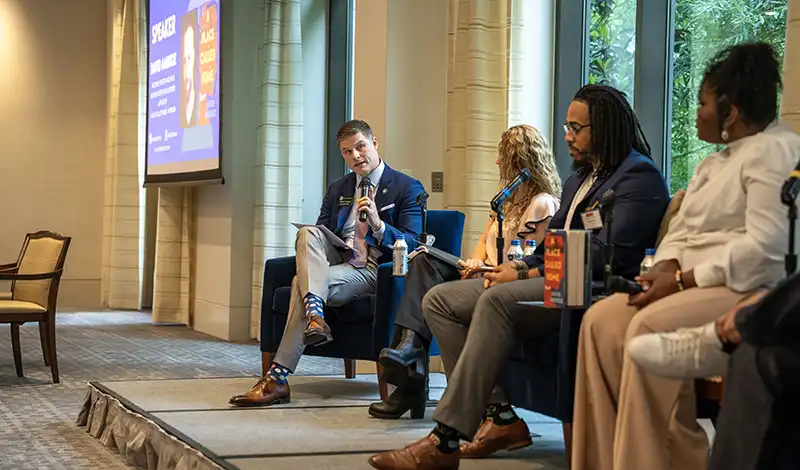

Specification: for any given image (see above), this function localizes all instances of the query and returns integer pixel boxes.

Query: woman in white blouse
[368,124,561,420]
[571,42,800,470]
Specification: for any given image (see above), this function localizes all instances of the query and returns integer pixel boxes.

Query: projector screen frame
[143,0,225,188]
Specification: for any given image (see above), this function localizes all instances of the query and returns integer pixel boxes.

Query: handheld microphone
[416,190,429,207]
[358,179,371,222]
[781,164,800,205]
[606,275,643,295]
[491,168,532,213]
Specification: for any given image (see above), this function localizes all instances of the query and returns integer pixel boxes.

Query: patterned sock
[431,423,460,454]
[266,363,291,385]
[485,402,520,426]
[303,293,325,319]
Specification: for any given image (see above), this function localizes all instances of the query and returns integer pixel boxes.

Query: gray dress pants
[422,276,560,439]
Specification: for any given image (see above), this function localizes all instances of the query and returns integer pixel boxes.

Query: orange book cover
[543,231,566,307]
[197,2,218,126]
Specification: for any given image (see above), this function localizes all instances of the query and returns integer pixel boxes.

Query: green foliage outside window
[588,0,787,194]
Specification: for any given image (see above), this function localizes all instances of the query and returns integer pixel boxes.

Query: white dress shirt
[655,122,800,292]
[341,160,386,248]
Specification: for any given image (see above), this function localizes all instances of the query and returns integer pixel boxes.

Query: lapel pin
[382,188,388,194]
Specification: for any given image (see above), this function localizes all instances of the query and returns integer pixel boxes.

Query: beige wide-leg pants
[572,287,748,470]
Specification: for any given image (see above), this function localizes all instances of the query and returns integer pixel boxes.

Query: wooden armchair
[0,231,71,383]
[0,236,29,300]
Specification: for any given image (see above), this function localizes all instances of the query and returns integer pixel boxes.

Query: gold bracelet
[675,269,685,291]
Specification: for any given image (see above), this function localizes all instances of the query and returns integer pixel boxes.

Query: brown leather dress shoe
[459,418,532,458]
[369,434,459,470]
[304,314,332,346]
[228,375,290,407]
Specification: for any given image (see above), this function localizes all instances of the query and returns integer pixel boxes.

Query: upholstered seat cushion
[272,286,375,323]
[0,300,46,313]
[0,292,11,301]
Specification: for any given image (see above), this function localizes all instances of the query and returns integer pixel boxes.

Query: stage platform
[77,374,567,469]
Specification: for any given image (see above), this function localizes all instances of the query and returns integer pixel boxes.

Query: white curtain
[782,0,800,134]
[152,187,193,325]
[101,0,145,310]
[251,0,305,337]
[445,0,511,253]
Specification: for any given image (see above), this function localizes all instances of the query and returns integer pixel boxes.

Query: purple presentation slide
[147,0,220,172]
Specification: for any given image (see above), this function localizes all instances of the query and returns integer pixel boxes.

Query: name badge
[581,209,603,230]
[338,196,353,207]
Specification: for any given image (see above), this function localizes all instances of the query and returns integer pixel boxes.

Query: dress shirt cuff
[692,261,725,288]
[372,220,386,242]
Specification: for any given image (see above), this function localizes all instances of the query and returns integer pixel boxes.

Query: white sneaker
[626,322,729,379]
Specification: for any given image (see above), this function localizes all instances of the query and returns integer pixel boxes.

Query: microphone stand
[785,199,797,277]
[495,208,505,265]
[601,201,616,293]
[420,202,429,245]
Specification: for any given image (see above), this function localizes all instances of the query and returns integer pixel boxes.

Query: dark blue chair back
[424,210,466,257]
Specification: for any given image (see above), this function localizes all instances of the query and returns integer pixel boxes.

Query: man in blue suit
[230,119,424,407]
[369,85,670,469]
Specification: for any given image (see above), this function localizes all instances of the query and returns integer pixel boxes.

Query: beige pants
[272,227,377,371]
[572,288,748,470]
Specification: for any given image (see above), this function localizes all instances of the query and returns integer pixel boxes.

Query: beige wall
[782,0,800,133]
[384,0,449,209]
[0,0,107,307]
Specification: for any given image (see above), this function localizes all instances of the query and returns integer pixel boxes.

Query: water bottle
[523,239,537,257]
[393,238,408,276]
[507,239,524,261]
[640,248,656,276]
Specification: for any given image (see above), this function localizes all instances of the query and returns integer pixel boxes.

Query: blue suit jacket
[524,150,669,280]
[316,164,425,264]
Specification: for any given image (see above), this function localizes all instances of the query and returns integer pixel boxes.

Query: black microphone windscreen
[521,168,532,181]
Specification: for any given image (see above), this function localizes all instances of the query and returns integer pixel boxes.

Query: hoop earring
[721,130,729,142]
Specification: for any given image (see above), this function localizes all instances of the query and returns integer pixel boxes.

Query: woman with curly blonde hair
[367,124,561,421]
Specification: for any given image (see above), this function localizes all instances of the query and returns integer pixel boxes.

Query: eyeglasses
[563,122,591,135]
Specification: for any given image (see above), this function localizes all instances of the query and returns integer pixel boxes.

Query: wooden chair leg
[45,319,59,384]
[562,422,573,469]
[261,351,273,377]
[39,322,50,366]
[10,323,23,377]
[376,362,389,400]
[344,359,356,379]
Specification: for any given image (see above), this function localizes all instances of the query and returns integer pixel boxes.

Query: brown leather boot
[459,417,532,458]
[228,375,290,407]
[304,313,332,346]
[368,434,460,469]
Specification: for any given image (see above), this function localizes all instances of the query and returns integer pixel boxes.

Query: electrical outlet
[431,171,444,193]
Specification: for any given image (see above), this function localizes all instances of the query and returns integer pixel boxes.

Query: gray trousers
[273,227,377,371]
[422,276,560,439]
[710,303,800,470]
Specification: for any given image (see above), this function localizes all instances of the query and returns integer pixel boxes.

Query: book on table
[543,229,592,308]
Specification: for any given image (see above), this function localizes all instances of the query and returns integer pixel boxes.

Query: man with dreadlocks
[367,84,669,470]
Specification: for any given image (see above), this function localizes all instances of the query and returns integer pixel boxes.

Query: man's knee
[422,282,453,321]
[296,226,323,245]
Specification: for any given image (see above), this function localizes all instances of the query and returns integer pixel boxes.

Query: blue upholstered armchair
[259,210,465,397]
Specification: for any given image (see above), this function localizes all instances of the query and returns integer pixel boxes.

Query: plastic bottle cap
[645,248,655,256]
[511,239,520,245]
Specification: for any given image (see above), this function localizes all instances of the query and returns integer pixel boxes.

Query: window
[587,0,637,102]
[668,0,788,193]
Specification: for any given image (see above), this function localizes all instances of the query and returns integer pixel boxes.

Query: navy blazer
[524,150,669,280]
[316,164,425,264]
